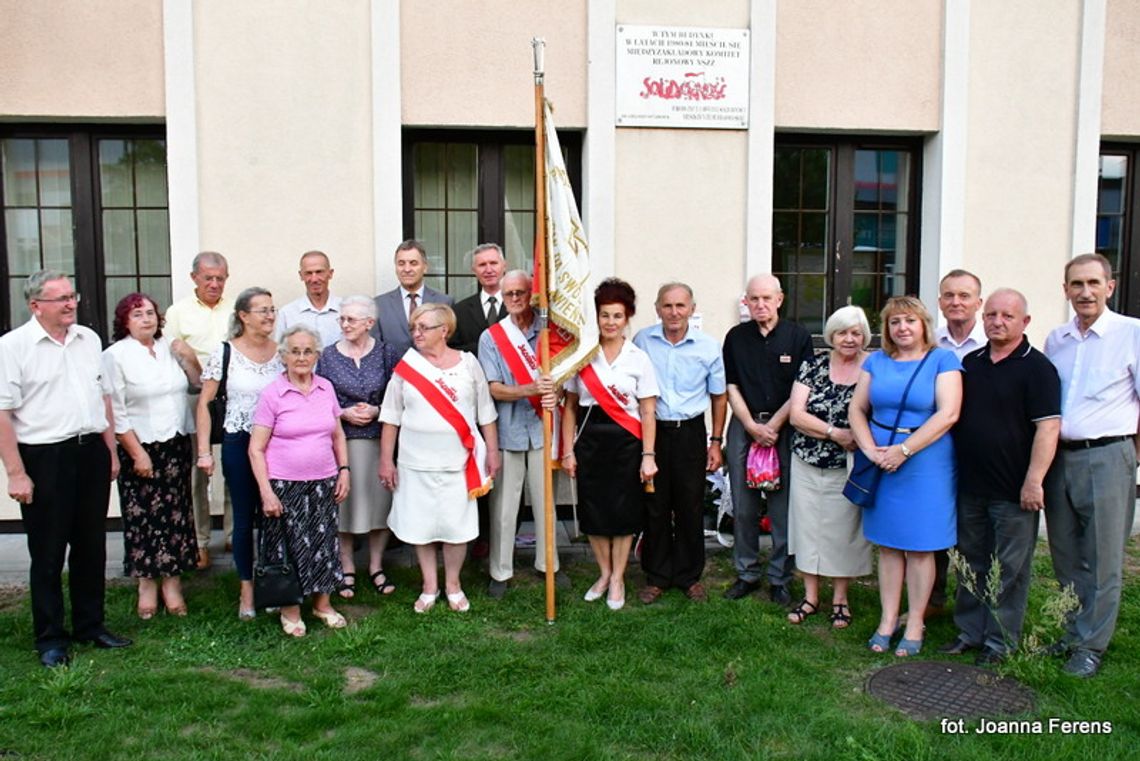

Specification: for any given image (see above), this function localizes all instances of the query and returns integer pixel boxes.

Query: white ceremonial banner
[615,24,750,130]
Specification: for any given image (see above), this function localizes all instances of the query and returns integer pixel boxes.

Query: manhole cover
[866,661,1035,720]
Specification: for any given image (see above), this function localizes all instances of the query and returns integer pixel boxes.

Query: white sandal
[312,608,347,629]
[446,590,470,612]
[280,613,307,638]
[414,591,439,614]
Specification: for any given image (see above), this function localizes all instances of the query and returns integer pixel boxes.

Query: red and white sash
[578,360,642,440]
[394,351,493,499]
[488,317,562,459]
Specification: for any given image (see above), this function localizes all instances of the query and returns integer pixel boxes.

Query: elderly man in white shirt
[1044,252,1140,679]
[275,250,343,348]
[0,270,132,667]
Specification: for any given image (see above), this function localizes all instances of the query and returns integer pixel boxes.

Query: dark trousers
[642,417,707,589]
[931,550,951,607]
[953,494,1039,653]
[726,418,793,586]
[221,431,259,580]
[19,435,111,652]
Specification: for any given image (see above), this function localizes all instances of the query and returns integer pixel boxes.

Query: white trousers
[489,448,560,580]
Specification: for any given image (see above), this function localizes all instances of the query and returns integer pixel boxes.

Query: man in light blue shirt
[1043,253,1140,678]
[478,270,564,598]
[276,251,343,348]
[632,282,727,603]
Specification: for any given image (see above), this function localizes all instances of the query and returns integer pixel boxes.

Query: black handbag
[843,351,932,508]
[206,341,231,445]
[253,521,303,609]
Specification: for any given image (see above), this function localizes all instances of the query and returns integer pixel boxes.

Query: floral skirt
[119,434,199,578]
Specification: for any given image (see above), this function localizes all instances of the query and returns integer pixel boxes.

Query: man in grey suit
[449,243,507,356]
[373,239,454,356]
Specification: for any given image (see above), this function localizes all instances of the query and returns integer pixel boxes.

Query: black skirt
[574,405,643,537]
[118,434,198,578]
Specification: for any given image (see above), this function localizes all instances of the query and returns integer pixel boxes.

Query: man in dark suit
[449,243,507,356]
[372,239,454,356]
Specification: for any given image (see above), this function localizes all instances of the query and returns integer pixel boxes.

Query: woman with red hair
[102,293,202,619]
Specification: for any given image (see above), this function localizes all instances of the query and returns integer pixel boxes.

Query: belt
[21,432,102,449]
[656,415,705,429]
[871,418,914,434]
[1059,435,1131,451]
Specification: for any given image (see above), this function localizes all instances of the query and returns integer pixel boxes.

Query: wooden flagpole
[532,38,556,624]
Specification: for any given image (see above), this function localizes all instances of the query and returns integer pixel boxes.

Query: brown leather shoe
[638,585,665,605]
[684,582,708,602]
[195,548,210,570]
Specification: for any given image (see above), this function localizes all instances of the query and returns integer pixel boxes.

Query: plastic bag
[746,443,781,491]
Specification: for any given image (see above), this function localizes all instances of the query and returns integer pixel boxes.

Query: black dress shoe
[77,632,133,649]
[39,647,70,668]
[974,647,1007,666]
[1042,640,1072,658]
[1062,648,1102,678]
[723,578,761,600]
[937,637,979,655]
[768,584,792,607]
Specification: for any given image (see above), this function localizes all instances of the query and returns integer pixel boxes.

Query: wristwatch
[900,443,913,458]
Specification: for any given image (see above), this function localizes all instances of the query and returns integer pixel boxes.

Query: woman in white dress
[378,303,499,614]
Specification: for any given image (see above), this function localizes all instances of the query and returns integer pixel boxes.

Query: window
[0,126,169,340]
[772,136,922,334]
[403,130,581,298]
[1097,145,1139,315]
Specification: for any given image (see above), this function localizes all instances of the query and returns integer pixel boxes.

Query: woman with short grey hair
[786,305,873,629]
[316,295,400,599]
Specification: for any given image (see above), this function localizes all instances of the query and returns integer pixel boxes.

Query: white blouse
[201,342,284,433]
[565,340,660,416]
[101,336,195,443]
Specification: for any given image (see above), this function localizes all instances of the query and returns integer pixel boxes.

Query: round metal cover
[866,661,1036,720]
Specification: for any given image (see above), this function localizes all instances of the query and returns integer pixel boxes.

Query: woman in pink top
[249,326,350,637]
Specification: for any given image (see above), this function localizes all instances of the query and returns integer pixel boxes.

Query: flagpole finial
[532,37,545,83]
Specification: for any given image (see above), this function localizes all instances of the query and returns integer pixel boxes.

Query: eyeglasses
[247,307,277,316]
[287,348,318,358]
[411,323,444,334]
[35,292,81,304]
[338,315,368,325]
[502,290,530,299]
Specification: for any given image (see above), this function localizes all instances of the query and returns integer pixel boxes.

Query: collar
[937,319,986,347]
[400,286,425,301]
[193,295,227,311]
[275,373,331,397]
[301,294,340,314]
[29,317,82,347]
[980,335,1032,363]
[648,322,694,346]
[1060,308,1116,340]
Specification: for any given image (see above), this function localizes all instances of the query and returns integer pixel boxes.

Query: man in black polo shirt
[722,275,814,604]
[940,288,1060,664]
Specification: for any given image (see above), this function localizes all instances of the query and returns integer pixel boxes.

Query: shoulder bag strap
[218,341,231,402]
[885,350,933,446]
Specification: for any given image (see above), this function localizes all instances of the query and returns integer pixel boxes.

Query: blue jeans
[221,431,259,580]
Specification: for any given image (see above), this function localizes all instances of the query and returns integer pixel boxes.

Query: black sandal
[787,599,819,625]
[370,570,396,595]
[337,572,356,600]
[830,603,853,629]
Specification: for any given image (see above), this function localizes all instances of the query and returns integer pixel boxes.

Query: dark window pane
[5,208,40,276]
[40,209,74,274]
[138,210,171,275]
[446,144,478,209]
[2,139,37,206]
[135,140,168,207]
[99,140,133,208]
[854,150,880,209]
[773,148,801,209]
[1098,156,1127,214]
[38,140,71,207]
[414,144,446,208]
[801,149,830,210]
[772,212,797,271]
[102,209,136,276]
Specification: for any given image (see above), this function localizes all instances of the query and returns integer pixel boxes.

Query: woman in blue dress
[849,296,962,657]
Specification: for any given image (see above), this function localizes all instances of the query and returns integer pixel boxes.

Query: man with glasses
[165,252,233,569]
[373,240,453,357]
[450,243,508,356]
[0,270,132,667]
[477,270,566,597]
[275,250,342,348]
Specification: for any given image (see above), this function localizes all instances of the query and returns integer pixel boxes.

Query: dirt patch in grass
[343,666,379,695]
[201,666,304,693]
[337,603,375,620]
[0,584,24,612]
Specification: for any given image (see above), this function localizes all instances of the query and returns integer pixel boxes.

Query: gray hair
[823,305,872,349]
[501,269,532,287]
[467,242,505,268]
[340,294,377,320]
[192,251,228,274]
[655,282,694,304]
[229,286,273,338]
[23,269,71,302]
[299,250,331,269]
[278,325,323,356]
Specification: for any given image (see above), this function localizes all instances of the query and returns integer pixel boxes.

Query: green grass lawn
[0,540,1136,761]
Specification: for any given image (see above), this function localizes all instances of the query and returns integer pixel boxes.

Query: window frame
[0,123,168,341]
[773,133,924,341]
[1098,142,1140,316]
[401,128,582,296]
